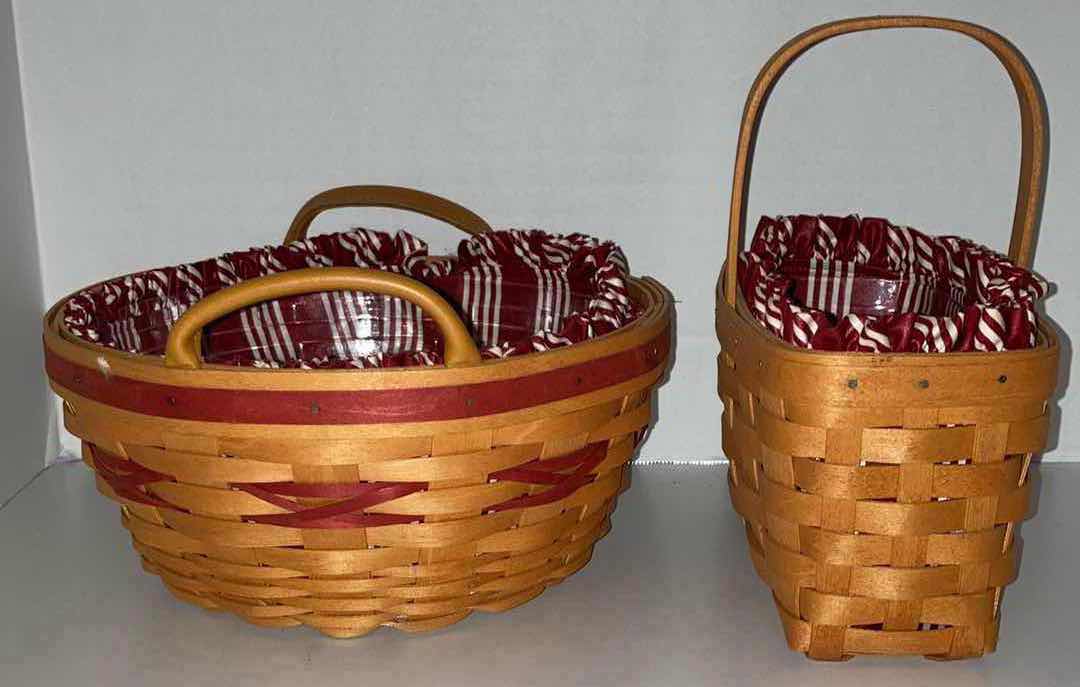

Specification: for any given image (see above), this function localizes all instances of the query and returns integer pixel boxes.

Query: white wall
[0,0,53,502]
[11,0,1079,462]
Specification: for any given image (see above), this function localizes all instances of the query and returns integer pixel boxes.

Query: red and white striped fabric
[63,228,638,368]
[737,214,1047,353]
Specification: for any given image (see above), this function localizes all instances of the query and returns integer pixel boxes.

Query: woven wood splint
[716,16,1060,660]
[45,185,673,637]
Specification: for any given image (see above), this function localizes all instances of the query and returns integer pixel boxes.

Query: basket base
[774,596,1001,661]
[131,513,608,639]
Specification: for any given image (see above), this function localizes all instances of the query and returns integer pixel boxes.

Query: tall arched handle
[164,267,483,369]
[285,185,492,244]
[724,15,1048,305]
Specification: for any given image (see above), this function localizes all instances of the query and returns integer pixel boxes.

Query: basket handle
[164,267,483,369]
[723,15,1048,305]
[284,185,492,244]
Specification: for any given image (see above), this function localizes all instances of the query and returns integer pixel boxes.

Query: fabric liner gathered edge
[62,227,640,369]
[737,214,1048,353]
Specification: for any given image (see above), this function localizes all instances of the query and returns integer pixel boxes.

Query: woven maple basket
[45,185,672,638]
[716,17,1059,660]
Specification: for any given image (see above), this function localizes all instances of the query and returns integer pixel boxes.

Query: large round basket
[716,17,1060,659]
[44,186,673,637]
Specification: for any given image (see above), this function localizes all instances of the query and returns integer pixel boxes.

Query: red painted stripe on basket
[46,331,668,425]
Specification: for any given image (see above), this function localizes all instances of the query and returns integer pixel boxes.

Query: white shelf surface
[1,462,1077,686]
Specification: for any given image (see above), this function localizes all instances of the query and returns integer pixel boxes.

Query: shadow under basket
[44,185,674,638]
[716,16,1061,659]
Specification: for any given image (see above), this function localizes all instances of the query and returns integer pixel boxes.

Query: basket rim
[45,273,672,393]
[715,268,1060,369]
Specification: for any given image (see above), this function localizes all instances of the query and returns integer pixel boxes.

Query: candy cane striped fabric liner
[805,258,855,317]
[63,227,638,368]
[739,214,1047,353]
[803,258,959,319]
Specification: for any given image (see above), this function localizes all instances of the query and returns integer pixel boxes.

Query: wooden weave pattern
[716,16,1061,660]
[717,297,1054,658]
[61,386,653,637]
[46,285,669,636]
[43,186,673,638]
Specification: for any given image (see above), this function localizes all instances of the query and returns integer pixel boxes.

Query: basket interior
[62,228,639,368]
[738,214,1048,353]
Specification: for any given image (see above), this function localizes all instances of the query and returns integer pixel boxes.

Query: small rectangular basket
[716,16,1060,660]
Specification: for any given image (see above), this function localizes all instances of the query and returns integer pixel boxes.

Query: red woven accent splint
[90,447,175,509]
[486,443,609,513]
[90,441,616,529]
[235,483,424,529]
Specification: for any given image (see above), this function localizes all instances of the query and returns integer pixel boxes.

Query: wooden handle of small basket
[164,267,483,369]
[724,15,1048,305]
[284,185,492,244]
